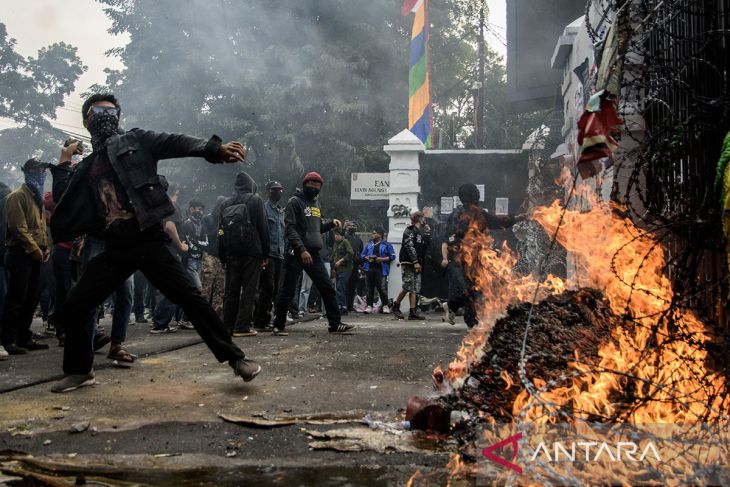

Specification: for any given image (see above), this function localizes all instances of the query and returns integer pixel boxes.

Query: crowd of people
[0,92,510,394]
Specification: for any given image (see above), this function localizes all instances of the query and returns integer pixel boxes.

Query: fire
[440,216,565,389]
[440,197,729,423]
[525,199,729,423]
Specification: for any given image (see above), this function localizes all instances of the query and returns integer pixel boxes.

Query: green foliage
[0,22,86,170]
[0,23,86,126]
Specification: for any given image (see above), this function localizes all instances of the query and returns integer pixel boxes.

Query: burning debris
[408,198,730,483]
[446,288,617,425]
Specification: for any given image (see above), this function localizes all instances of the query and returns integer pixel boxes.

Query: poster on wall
[476,184,485,202]
[440,197,454,214]
[495,197,509,215]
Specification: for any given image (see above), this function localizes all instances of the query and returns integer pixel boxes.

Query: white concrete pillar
[384,129,424,311]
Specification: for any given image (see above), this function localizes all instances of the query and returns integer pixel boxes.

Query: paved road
[0,312,466,486]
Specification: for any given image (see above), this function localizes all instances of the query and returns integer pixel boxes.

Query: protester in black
[441,183,521,328]
[392,211,431,320]
[219,171,269,337]
[271,172,354,335]
[253,180,285,330]
[49,93,260,392]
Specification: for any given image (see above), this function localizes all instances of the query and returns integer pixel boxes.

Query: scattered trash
[198,403,205,407]
[305,426,447,454]
[226,450,237,457]
[361,414,411,434]
[369,385,378,389]
[52,406,71,411]
[242,396,249,401]
[67,453,77,458]
[275,377,281,381]
[43,439,52,446]
[405,397,451,434]
[218,412,362,428]
[69,421,90,434]
[153,453,182,458]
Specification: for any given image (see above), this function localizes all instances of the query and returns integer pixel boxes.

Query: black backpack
[218,195,257,259]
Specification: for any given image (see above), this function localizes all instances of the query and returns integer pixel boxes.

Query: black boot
[408,308,425,321]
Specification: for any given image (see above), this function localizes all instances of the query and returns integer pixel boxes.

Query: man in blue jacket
[360,227,396,314]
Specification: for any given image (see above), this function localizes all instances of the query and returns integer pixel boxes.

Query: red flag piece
[402,0,421,15]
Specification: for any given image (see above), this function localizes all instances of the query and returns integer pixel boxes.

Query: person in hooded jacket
[271,172,354,335]
[0,159,51,356]
[48,93,260,392]
[441,183,523,328]
[218,172,269,337]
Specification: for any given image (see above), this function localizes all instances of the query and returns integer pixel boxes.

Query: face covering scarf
[88,113,122,151]
[24,171,47,204]
[303,187,320,200]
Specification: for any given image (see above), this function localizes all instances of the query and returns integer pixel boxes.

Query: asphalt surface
[0,311,467,486]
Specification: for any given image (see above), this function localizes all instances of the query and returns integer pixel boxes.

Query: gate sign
[351,173,390,201]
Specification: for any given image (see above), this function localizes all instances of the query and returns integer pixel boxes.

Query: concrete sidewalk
[0,312,467,485]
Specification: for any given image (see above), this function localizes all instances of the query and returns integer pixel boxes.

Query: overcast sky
[1,0,506,135]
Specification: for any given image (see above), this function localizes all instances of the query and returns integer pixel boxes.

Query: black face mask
[269,191,282,203]
[303,187,320,200]
[191,210,203,221]
[88,113,121,151]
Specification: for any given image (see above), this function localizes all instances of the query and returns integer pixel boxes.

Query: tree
[0,22,86,169]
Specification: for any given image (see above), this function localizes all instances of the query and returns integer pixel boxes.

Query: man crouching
[50,93,261,392]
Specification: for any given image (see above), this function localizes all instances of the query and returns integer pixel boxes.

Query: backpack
[218,195,257,259]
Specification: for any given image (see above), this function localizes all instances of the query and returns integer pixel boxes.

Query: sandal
[107,346,137,363]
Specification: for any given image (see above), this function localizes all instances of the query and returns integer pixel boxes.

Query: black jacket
[50,129,223,243]
[284,188,334,255]
[399,224,431,265]
[218,172,269,260]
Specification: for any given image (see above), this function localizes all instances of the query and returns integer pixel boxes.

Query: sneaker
[233,329,258,337]
[51,371,96,393]
[229,358,261,382]
[176,320,195,330]
[272,328,289,336]
[19,340,49,351]
[328,323,356,334]
[408,310,426,321]
[382,305,391,314]
[4,343,28,355]
[442,302,456,325]
[93,333,111,351]
[135,315,149,324]
[364,306,373,314]
[392,307,404,320]
[0,345,8,360]
[150,326,178,334]
[286,313,294,323]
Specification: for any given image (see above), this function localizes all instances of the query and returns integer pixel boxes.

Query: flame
[442,198,729,423]
[440,212,565,389]
[524,199,729,422]
[446,453,473,482]
[405,469,422,487]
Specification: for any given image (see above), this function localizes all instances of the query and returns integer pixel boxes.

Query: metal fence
[636,0,730,338]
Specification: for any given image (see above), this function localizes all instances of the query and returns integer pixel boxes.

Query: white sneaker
[0,345,8,360]
[364,306,373,314]
[382,305,390,314]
